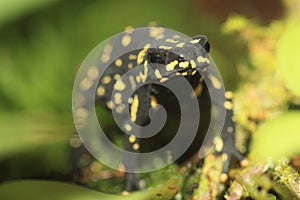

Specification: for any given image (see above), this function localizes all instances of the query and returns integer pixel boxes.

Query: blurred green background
[0,0,299,199]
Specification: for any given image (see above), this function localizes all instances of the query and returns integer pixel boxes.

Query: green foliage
[0,178,179,200]
[250,112,300,161]
[277,20,300,97]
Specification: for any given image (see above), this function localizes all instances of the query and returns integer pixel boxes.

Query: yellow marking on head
[166,60,178,71]
[224,101,233,110]
[137,43,151,65]
[227,126,233,133]
[106,101,114,109]
[129,75,136,89]
[130,95,139,122]
[176,42,185,47]
[87,66,99,80]
[132,143,140,150]
[154,69,162,78]
[214,136,223,152]
[101,75,111,84]
[225,91,233,99]
[179,61,189,68]
[197,56,208,63]
[128,63,133,69]
[149,27,165,38]
[172,34,181,39]
[124,124,132,132]
[129,54,137,60]
[190,60,196,69]
[155,34,164,40]
[192,70,197,76]
[124,25,134,34]
[121,35,131,47]
[113,73,121,80]
[96,86,105,96]
[115,58,123,67]
[114,79,126,91]
[190,38,201,44]
[181,72,188,76]
[160,78,169,83]
[114,92,122,105]
[129,135,136,143]
[159,45,172,50]
[80,78,93,91]
[165,38,179,43]
[221,153,228,162]
[208,74,222,89]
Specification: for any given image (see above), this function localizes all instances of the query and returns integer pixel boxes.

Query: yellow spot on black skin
[122,35,131,47]
[114,79,126,91]
[116,104,125,113]
[190,60,196,69]
[128,135,136,143]
[106,101,114,109]
[80,78,93,91]
[87,66,99,80]
[101,75,111,84]
[133,143,140,150]
[165,38,179,43]
[214,136,223,152]
[160,78,169,83]
[191,70,197,76]
[115,59,123,67]
[190,38,201,44]
[176,42,185,47]
[129,76,136,90]
[179,61,189,68]
[129,54,137,60]
[224,101,233,110]
[208,74,222,89]
[197,56,208,63]
[151,95,158,108]
[227,126,233,133]
[128,63,133,69]
[154,69,162,78]
[149,27,165,38]
[159,45,172,50]
[114,92,122,105]
[130,95,139,122]
[166,60,178,71]
[128,97,133,104]
[137,43,151,65]
[124,124,132,132]
[97,86,105,96]
[113,74,121,80]
[192,84,203,97]
[75,108,88,118]
[181,72,188,76]
[225,91,233,99]
[101,44,112,63]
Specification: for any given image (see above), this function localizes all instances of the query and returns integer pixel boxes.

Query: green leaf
[250,111,300,161]
[277,21,300,97]
[0,112,72,160]
[0,0,60,26]
[0,179,179,200]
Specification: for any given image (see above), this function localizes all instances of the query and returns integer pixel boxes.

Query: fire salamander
[71,25,248,192]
